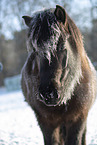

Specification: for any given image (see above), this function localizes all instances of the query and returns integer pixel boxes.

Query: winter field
[0,89,97,145]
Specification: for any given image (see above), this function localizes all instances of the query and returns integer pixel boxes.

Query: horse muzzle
[38,86,61,106]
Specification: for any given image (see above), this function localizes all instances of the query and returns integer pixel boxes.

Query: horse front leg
[65,118,87,145]
[41,125,65,145]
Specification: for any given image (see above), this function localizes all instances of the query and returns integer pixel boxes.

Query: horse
[22,5,97,145]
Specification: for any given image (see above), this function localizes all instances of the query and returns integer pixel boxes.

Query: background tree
[89,0,97,62]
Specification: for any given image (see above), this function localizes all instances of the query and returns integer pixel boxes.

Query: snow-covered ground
[0,90,97,145]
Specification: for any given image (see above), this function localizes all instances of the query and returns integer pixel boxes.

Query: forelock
[27,10,61,56]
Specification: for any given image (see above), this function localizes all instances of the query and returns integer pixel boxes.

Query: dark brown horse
[22,5,97,145]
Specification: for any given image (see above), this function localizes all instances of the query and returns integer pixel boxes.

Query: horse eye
[57,36,64,51]
[60,46,64,50]
[62,49,67,68]
[57,42,64,51]
[58,45,65,51]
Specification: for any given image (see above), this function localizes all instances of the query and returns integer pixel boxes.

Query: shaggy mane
[66,14,84,51]
[27,10,61,56]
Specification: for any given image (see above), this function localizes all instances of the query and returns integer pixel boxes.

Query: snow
[0,91,43,145]
[0,90,97,145]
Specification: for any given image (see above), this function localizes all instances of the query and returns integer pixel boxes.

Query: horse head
[22,5,82,106]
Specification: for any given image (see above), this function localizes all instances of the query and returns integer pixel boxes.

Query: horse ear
[54,5,66,24]
[22,16,32,27]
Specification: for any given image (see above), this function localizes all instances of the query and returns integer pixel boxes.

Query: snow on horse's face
[22,6,82,106]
